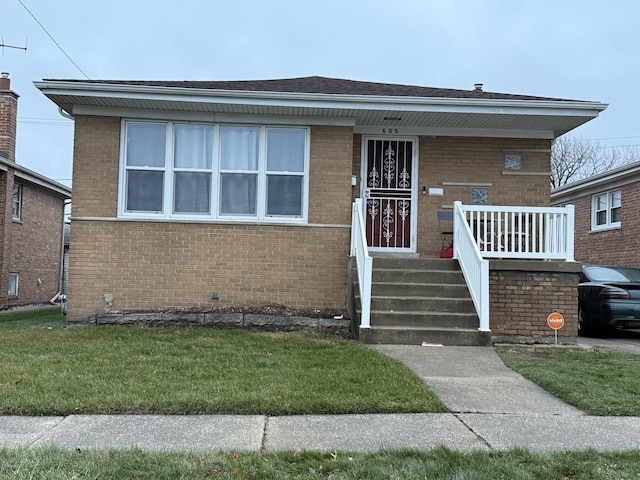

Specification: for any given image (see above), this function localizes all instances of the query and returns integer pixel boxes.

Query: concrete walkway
[370,345,582,415]
[1,345,640,453]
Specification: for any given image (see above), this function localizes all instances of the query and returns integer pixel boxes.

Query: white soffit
[35,81,607,137]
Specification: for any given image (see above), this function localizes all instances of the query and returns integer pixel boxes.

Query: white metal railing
[453,201,490,331]
[350,199,373,328]
[459,204,575,261]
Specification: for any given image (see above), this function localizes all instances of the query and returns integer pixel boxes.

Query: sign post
[546,312,565,345]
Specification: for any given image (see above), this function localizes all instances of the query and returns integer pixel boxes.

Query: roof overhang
[35,80,608,139]
[0,155,71,198]
[551,161,640,203]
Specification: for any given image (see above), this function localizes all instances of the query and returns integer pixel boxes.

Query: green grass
[0,306,66,330]
[0,317,445,415]
[497,347,640,416]
[1,447,640,479]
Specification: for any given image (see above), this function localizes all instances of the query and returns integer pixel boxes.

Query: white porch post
[565,204,575,262]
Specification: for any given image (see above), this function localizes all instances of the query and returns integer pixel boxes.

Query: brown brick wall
[0,170,12,306]
[352,136,550,257]
[571,182,640,267]
[67,120,354,320]
[0,89,18,161]
[417,137,551,257]
[490,267,579,340]
[309,126,354,225]
[72,116,120,218]
[67,221,349,320]
[69,116,560,324]
[8,183,65,305]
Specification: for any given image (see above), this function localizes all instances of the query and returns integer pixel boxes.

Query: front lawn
[0,321,445,416]
[2,447,640,479]
[497,346,640,416]
[0,306,65,331]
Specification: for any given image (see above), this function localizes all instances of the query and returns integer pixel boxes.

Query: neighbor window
[592,189,621,230]
[120,121,309,222]
[8,273,18,297]
[12,183,22,220]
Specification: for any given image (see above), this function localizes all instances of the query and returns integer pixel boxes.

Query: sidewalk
[1,345,639,453]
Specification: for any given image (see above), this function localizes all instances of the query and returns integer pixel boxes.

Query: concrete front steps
[356,257,491,346]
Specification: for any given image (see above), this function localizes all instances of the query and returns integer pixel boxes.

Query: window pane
[611,190,621,209]
[611,207,621,223]
[267,175,303,216]
[8,274,18,297]
[220,174,257,215]
[174,172,211,214]
[126,170,164,212]
[596,210,607,226]
[174,125,212,169]
[12,184,21,220]
[595,194,607,211]
[221,127,259,170]
[126,123,166,167]
[267,128,305,172]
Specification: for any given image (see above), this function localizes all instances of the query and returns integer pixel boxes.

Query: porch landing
[354,257,490,346]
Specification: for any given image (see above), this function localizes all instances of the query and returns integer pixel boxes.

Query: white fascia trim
[551,162,640,202]
[0,156,71,197]
[35,81,608,117]
[71,105,356,126]
[355,125,555,139]
[15,170,72,197]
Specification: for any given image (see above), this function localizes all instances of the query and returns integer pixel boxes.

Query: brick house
[0,74,71,308]
[36,76,606,343]
[551,161,640,267]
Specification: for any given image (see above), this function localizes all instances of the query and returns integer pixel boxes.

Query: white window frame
[12,183,22,221]
[592,189,621,231]
[8,273,18,297]
[118,120,310,223]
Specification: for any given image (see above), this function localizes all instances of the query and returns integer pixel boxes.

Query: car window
[584,266,640,282]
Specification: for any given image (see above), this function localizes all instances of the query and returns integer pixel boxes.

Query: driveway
[577,329,640,355]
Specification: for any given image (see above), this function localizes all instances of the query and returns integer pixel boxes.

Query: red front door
[363,138,416,251]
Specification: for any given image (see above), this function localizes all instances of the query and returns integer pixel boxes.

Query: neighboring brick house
[551,161,640,267]
[36,77,605,341]
[0,73,72,308]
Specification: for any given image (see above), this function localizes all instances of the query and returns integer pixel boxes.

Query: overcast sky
[2,0,639,187]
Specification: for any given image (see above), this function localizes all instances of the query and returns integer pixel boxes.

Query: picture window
[120,121,309,222]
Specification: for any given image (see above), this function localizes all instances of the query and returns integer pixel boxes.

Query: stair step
[372,269,465,284]
[371,257,459,270]
[368,296,476,314]
[359,326,491,346]
[369,310,478,329]
[371,282,469,297]
[352,257,487,346]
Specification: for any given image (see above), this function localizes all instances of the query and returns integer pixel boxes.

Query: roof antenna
[0,36,28,55]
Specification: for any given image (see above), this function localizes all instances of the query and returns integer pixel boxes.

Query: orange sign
[547,312,565,330]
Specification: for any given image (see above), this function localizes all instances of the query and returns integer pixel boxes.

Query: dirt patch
[121,304,348,320]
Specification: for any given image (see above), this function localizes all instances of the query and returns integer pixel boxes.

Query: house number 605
[382,128,400,134]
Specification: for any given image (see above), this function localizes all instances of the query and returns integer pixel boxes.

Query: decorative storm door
[363,138,416,251]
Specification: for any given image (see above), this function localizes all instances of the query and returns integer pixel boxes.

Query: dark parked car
[578,265,640,335]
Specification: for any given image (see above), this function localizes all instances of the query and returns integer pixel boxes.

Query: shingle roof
[41,76,577,102]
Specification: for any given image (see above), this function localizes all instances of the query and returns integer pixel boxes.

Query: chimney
[473,83,483,92]
[0,72,19,162]
[0,72,11,90]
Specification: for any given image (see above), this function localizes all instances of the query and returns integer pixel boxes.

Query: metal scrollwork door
[363,138,417,252]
